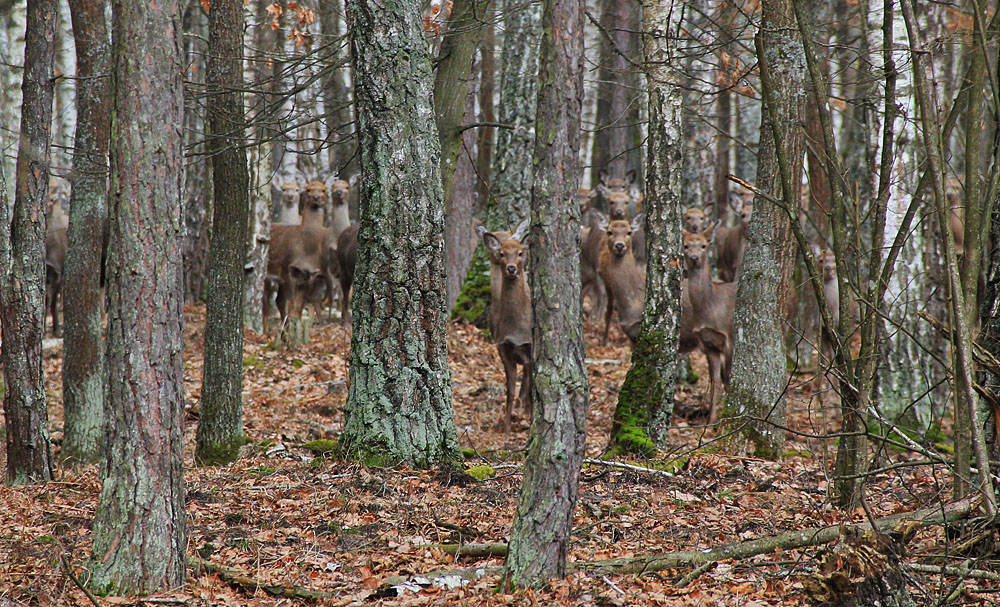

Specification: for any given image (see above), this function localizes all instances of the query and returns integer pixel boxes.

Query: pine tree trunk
[318,0,355,177]
[0,0,56,485]
[89,0,187,592]
[196,0,249,466]
[610,0,682,454]
[590,0,640,186]
[505,0,587,587]
[726,0,805,459]
[340,0,460,468]
[62,0,112,464]
[181,2,211,302]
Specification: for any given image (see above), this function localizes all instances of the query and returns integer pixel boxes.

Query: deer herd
[47,167,960,433]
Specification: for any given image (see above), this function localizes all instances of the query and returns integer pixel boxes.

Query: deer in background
[479,218,532,434]
[595,169,646,267]
[579,187,607,321]
[683,206,711,233]
[812,247,840,403]
[594,211,645,346]
[683,225,737,423]
[273,174,304,225]
[47,177,71,231]
[715,192,752,283]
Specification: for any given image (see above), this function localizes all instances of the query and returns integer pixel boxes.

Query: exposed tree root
[189,556,334,601]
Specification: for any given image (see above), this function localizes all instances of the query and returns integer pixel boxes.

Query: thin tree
[725,0,805,459]
[89,0,187,592]
[0,0,56,485]
[609,0,683,455]
[196,0,250,465]
[505,0,587,587]
[62,0,112,465]
[339,0,460,467]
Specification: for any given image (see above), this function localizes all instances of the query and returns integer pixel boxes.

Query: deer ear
[482,231,502,253]
[599,169,611,186]
[592,210,609,232]
[728,191,743,212]
[512,217,530,243]
[348,172,360,188]
[624,169,637,185]
[631,213,644,231]
[475,224,488,239]
[324,173,339,189]
[705,221,720,242]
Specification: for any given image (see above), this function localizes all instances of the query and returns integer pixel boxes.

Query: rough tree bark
[89,0,187,592]
[725,0,805,459]
[609,0,682,455]
[62,0,112,465]
[339,0,460,468]
[196,0,250,466]
[0,0,56,485]
[181,2,211,302]
[505,0,587,587]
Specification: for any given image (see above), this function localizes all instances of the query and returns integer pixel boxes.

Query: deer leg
[602,288,615,346]
[500,347,519,434]
[706,349,723,424]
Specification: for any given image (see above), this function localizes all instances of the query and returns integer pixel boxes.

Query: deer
[44,227,67,336]
[479,218,532,434]
[683,205,711,233]
[47,177,70,231]
[715,192,752,283]
[683,225,737,423]
[595,169,645,268]
[264,223,328,334]
[273,174,304,225]
[336,222,359,326]
[811,247,840,403]
[593,211,645,346]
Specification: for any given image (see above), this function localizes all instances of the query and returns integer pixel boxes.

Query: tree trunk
[0,0,56,485]
[181,1,211,302]
[89,0,187,592]
[726,0,805,459]
[590,0,641,186]
[610,0,682,455]
[475,10,495,217]
[444,77,481,311]
[340,0,460,468]
[505,0,587,587]
[196,0,250,466]
[62,0,112,465]
[318,0,355,178]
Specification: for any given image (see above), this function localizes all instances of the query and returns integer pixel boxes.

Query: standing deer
[273,174,304,225]
[595,169,646,267]
[683,206,711,233]
[336,222,359,325]
[683,225,737,423]
[813,247,840,402]
[594,211,645,346]
[479,219,532,434]
[715,193,752,283]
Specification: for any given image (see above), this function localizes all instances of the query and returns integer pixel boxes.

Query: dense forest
[2,0,1000,604]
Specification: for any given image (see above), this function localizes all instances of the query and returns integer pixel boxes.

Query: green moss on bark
[195,436,248,466]
[610,330,668,458]
[451,245,491,327]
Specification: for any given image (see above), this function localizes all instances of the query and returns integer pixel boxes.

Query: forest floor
[1,303,998,606]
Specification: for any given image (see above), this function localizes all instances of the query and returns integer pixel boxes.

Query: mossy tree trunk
[725,0,805,460]
[340,0,460,468]
[505,0,587,588]
[0,0,56,485]
[62,0,112,465]
[89,0,187,592]
[196,0,250,466]
[610,0,683,455]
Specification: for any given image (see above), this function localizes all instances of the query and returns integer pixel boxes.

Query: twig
[59,552,102,607]
[581,458,677,479]
[188,556,334,601]
[602,575,626,595]
[675,561,716,588]
[907,563,1000,581]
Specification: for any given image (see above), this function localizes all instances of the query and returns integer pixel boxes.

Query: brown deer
[594,211,645,346]
[329,174,357,239]
[264,224,328,334]
[44,227,67,336]
[336,222,359,325]
[715,193,752,283]
[479,219,532,434]
[273,174,304,225]
[596,169,646,267]
[812,247,839,402]
[683,225,737,423]
[683,205,711,233]
[47,177,70,231]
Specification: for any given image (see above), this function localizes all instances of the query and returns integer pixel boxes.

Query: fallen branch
[581,458,679,479]
[436,543,508,558]
[906,563,1000,581]
[570,497,978,575]
[188,556,334,601]
[675,561,716,588]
